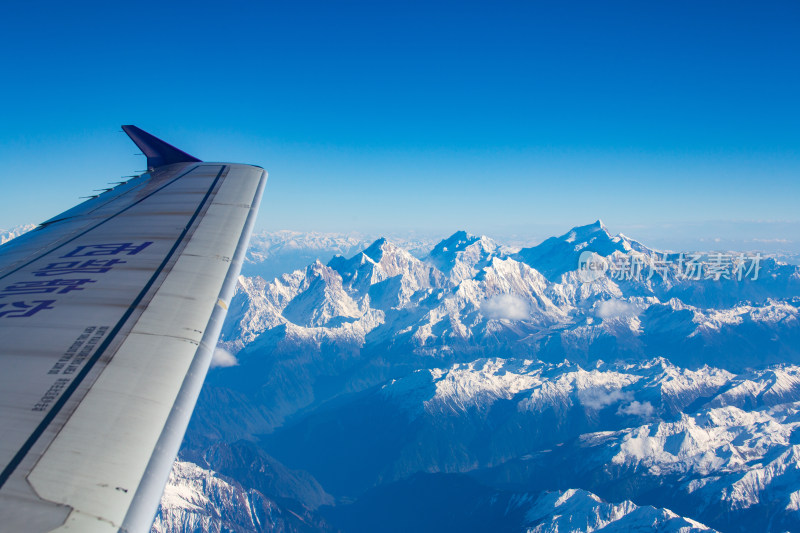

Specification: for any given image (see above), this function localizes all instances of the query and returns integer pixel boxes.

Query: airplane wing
[0,126,267,532]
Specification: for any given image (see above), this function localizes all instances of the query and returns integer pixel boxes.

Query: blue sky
[0,1,798,251]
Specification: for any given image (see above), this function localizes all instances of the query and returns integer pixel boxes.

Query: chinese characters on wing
[0,242,152,319]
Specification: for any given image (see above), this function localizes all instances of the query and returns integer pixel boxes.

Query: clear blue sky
[0,1,798,251]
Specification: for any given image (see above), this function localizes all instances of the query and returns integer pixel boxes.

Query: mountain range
[128,221,799,532]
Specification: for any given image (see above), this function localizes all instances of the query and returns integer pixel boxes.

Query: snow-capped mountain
[242,230,438,280]
[0,223,35,244]
[524,488,716,533]
[426,230,511,284]
[215,223,798,411]
[158,223,800,532]
[514,220,654,282]
[152,459,335,533]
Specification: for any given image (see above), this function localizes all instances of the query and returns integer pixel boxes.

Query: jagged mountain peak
[515,221,642,281]
[562,219,610,243]
[322,236,444,312]
[307,257,328,272]
[329,237,415,274]
[283,262,362,328]
[361,237,389,263]
[430,230,480,253]
[430,231,504,257]
[428,231,501,283]
[550,220,617,251]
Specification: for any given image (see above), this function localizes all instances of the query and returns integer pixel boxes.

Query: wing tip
[122,125,202,170]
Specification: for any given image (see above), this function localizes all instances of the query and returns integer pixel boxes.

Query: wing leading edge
[0,127,267,532]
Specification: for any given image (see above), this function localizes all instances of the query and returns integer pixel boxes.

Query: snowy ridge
[381,357,800,423]
[514,220,660,282]
[606,406,795,476]
[0,223,35,245]
[153,461,330,533]
[525,488,715,532]
[222,225,800,373]
[154,461,272,532]
[243,230,438,280]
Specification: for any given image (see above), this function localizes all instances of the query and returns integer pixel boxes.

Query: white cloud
[594,299,639,320]
[480,294,530,321]
[578,388,632,410]
[617,400,655,417]
[210,347,238,368]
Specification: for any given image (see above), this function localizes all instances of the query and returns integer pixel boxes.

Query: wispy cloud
[210,347,238,368]
[481,294,530,321]
[618,400,655,417]
[594,299,638,320]
[578,388,632,410]
[749,238,791,244]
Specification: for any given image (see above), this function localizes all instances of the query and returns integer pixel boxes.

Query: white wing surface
[0,126,267,532]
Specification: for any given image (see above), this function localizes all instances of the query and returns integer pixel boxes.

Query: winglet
[122,125,202,170]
